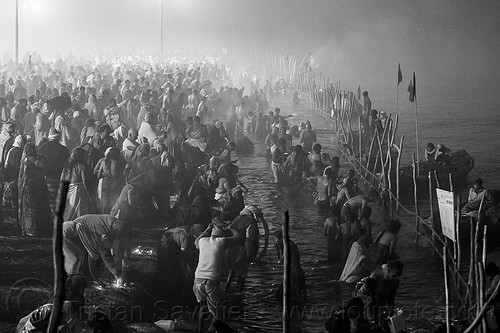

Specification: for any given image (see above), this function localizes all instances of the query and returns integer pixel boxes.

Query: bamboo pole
[443,245,451,333]
[466,217,474,307]
[413,73,420,166]
[395,135,404,212]
[434,169,441,189]
[358,117,362,159]
[456,195,461,288]
[482,225,487,265]
[282,211,291,333]
[478,262,487,333]
[412,153,419,243]
[429,172,436,252]
[474,215,481,317]
[375,130,387,191]
[387,137,393,217]
[477,261,485,333]
[463,279,500,333]
[366,132,377,186]
[47,181,70,333]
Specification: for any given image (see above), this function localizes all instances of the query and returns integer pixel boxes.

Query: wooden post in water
[429,172,437,256]
[358,116,362,161]
[434,170,440,189]
[47,181,70,333]
[455,195,461,293]
[395,135,404,213]
[478,262,487,333]
[443,245,451,333]
[412,153,420,243]
[466,216,475,307]
[282,211,291,333]
[474,216,481,319]
[482,225,487,265]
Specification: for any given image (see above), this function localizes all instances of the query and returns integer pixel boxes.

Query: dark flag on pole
[408,72,416,102]
[397,63,403,85]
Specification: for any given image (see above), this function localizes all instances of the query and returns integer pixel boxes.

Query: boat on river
[397,149,474,197]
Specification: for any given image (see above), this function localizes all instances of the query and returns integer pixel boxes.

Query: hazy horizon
[1,0,499,95]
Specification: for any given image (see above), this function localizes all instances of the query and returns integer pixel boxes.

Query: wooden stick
[474,215,481,314]
[449,173,453,192]
[412,153,419,244]
[395,135,404,212]
[463,278,500,333]
[466,217,474,307]
[434,169,440,189]
[282,211,291,333]
[482,225,487,265]
[387,137,393,218]
[375,129,387,191]
[456,195,461,282]
[478,262,486,333]
[358,116,362,159]
[429,172,436,254]
[443,245,451,333]
[47,181,70,333]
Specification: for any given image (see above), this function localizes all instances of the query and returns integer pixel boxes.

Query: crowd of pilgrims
[0,56,408,333]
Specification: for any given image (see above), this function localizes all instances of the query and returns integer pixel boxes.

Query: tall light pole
[160,0,164,59]
[15,0,19,64]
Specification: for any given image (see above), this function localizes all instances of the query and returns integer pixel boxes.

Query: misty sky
[0,0,499,92]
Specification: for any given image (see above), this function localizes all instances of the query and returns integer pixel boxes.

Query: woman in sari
[94,147,125,214]
[340,235,373,283]
[60,147,91,221]
[18,143,52,237]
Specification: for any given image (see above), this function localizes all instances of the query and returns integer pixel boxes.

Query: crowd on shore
[2,54,497,333]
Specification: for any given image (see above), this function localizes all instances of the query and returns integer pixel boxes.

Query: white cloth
[138,121,158,145]
[339,241,367,283]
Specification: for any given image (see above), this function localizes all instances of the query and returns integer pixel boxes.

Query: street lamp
[160,0,164,59]
[15,0,19,64]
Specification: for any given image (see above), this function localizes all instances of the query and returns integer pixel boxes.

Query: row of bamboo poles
[254,51,492,332]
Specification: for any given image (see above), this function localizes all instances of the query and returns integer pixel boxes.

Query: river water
[232,95,452,332]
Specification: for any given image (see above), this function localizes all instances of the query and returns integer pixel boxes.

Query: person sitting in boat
[424,142,436,162]
[435,144,452,169]
[369,220,402,265]
[462,178,493,217]
[340,235,373,283]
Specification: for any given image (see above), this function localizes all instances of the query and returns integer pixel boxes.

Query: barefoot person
[62,214,131,302]
[193,220,242,332]
[225,205,270,292]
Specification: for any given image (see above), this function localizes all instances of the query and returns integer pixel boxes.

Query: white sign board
[436,188,456,242]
